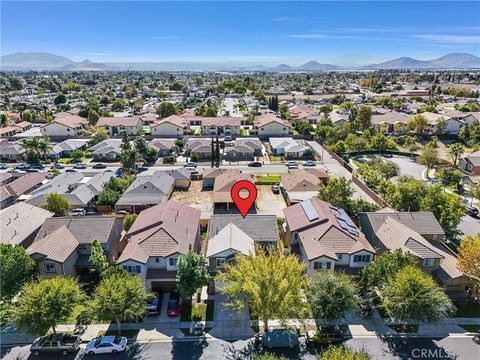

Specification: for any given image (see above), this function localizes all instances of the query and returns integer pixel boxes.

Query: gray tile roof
[207,214,279,243]
[35,216,120,244]
[27,225,78,262]
[359,211,445,236]
[206,223,255,258]
[116,173,174,206]
[0,203,54,245]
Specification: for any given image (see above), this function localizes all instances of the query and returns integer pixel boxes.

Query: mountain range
[1,52,479,71]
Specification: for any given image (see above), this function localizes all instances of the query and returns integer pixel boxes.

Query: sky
[1,1,479,65]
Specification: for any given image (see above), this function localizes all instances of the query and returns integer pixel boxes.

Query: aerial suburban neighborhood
[1,1,480,359]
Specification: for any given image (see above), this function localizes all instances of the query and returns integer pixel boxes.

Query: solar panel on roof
[337,218,350,232]
[301,200,318,221]
[338,209,356,228]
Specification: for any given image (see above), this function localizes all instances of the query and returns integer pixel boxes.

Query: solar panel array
[301,200,319,221]
[334,208,359,237]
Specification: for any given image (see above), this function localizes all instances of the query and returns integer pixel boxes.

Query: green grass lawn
[269,155,283,163]
[257,175,281,183]
[180,300,214,322]
[240,128,249,136]
[58,157,74,164]
[454,301,480,318]
[97,329,139,340]
[460,325,480,333]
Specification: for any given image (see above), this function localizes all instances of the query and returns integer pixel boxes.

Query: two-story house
[254,114,291,137]
[27,216,124,277]
[116,200,201,292]
[96,117,143,136]
[40,115,88,138]
[200,117,242,136]
[283,198,375,276]
[359,210,472,298]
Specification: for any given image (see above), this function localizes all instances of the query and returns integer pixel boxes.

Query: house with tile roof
[0,141,26,161]
[359,210,472,298]
[0,172,48,207]
[149,138,176,157]
[185,138,214,160]
[96,117,143,136]
[89,139,123,161]
[283,198,375,275]
[280,169,329,205]
[40,115,88,138]
[200,117,242,136]
[213,171,255,211]
[151,115,189,136]
[116,200,201,291]
[254,114,291,137]
[459,151,480,176]
[28,216,124,276]
[0,202,54,248]
[115,172,175,213]
[270,138,307,158]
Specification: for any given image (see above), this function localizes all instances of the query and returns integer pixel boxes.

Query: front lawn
[180,300,214,322]
[454,300,480,318]
[460,325,480,333]
[257,175,281,184]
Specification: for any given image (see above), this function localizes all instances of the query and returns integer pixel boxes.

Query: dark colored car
[248,161,262,167]
[115,168,124,177]
[271,184,280,194]
[73,163,87,169]
[65,169,78,173]
[29,163,45,170]
[93,163,107,169]
[167,292,182,317]
[53,163,65,169]
[30,333,81,356]
[306,326,344,345]
[466,206,479,217]
[147,294,162,316]
[382,153,393,158]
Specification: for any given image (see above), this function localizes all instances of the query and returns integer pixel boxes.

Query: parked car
[287,163,299,169]
[167,292,182,317]
[27,168,41,172]
[306,326,344,345]
[16,163,30,170]
[70,208,86,216]
[0,163,7,169]
[382,153,394,158]
[271,184,280,194]
[465,206,479,217]
[302,160,316,167]
[224,135,232,142]
[92,163,107,169]
[116,210,129,215]
[184,162,198,168]
[53,163,65,169]
[73,163,87,169]
[29,163,45,170]
[262,329,299,349]
[85,336,127,355]
[147,293,162,316]
[115,168,124,177]
[248,161,262,167]
[285,161,297,167]
[30,333,81,356]
[65,169,78,173]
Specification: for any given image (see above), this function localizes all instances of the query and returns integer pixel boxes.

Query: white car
[69,208,86,216]
[86,336,127,355]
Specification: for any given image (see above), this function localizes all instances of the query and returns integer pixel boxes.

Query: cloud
[413,34,480,44]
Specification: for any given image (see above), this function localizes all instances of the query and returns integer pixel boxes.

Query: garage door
[150,281,177,294]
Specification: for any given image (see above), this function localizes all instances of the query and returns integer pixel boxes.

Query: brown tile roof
[96,117,141,127]
[27,225,78,262]
[45,115,88,128]
[213,171,254,203]
[255,114,291,127]
[284,198,374,261]
[152,115,187,128]
[360,211,444,236]
[118,200,200,264]
[5,172,47,197]
[200,117,242,127]
[281,170,322,192]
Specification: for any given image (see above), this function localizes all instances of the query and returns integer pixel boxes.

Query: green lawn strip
[257,175,281,183]
[459,325,480,333]
[388,324,419,333]
[180,300,214,322]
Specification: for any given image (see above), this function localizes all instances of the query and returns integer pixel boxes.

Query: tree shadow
[378,335,459,360]
[170,339,209,360]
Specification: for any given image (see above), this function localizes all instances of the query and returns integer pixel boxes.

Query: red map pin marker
[231,180,257,218]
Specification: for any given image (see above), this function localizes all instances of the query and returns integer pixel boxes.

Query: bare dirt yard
[255,185,287,217]
[171,180,214,219]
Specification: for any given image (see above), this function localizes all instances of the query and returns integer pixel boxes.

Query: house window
[313,261,331,270]
[155,257,160,263]
[45,263,56,273]
[79,244,87,250]
[169,258,177,267]
[353,254,371,263]
[123,265,141,274]
[422,258,435,268]
[294,233,298,240]
[338,254,343,260]
[216,258,226,268]
[432,235,438,241]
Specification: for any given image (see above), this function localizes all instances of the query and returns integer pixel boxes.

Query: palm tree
[448,143,464,166]
[38,136,52,160]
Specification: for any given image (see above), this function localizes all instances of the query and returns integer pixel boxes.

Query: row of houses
[3,195,469,299]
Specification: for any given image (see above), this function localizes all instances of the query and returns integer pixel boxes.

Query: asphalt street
[1,336,479,360]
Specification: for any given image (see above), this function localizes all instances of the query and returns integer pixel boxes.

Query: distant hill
[429,53,480,69]
[1,52,479,71]
[0,52,74,70]
[296,61,341,71]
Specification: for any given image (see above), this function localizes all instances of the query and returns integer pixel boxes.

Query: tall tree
[218,246,306,331]
[14,277,83,335]
[156,101,177,117]
[44,192,70,216]
[317,177,353,211]
[210,137,215,168]
[380,266,454,323]
[417,145,439,178]
[91,268,151,334]
[215,136,220,167]
[306,271,360,322]
[0,244,36,298]
[356,105,372,131]
[360,250,418,290]
[176,249,209,301]
[408,114,428,133]
[89,239,109,274]
[457,234,480,289]
[123,214,137,232]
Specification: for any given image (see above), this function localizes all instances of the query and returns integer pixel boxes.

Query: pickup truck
[30,333,81,356]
